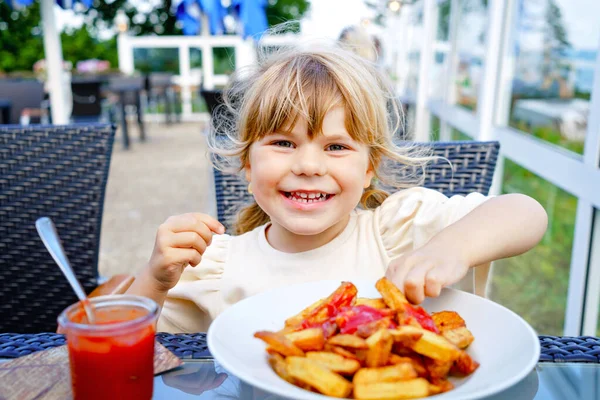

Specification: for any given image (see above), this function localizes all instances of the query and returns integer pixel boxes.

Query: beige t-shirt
[157,187,492,333]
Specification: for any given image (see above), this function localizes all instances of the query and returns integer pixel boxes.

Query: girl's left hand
[385,244,471,304]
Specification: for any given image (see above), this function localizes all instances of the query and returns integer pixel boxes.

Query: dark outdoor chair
[71,80,104,123]
[148,72,177,124]
[0,124,116,333]
[0,79,46,124]
[213,141,500,231]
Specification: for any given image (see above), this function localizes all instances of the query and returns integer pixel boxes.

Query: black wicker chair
[0,124,116,333]
[213,141,500,231]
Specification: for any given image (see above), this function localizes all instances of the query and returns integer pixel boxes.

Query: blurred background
[1,0,599,339]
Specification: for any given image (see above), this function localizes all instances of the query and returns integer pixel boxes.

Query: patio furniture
[213,140,501,231]
[70,78,105,123]
[107,76,146,149]
[1,333,598,399]
[0,79,46,124]
[1,332,598,362]
[0,124,116,333]
[0,99,10,124]
[148,72,178,125]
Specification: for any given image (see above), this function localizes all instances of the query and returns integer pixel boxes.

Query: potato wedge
[441,326,475,349]
[429,378,454,395]
[353,364,417,385]
[388,328,423,348]
[285,298,325,328]
[365,329,393,367]
[389,354,427,377]
[423,357,453,380]
[355,298,388,309]
[431,311,466,331]
[268,353,309,388]
[254,331,304,357]
[300,282,358,327]
[328,334,369,349]
[285,328,325,351]
[355,317,396,338]
[286,356,353,398]
[324,343,362,361]
[353,378,430,400]
[451,350,480,376]
[306,351,361,375]
[375,278,408,309]
[393,326,460,362]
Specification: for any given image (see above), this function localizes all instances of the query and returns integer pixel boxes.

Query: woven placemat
[0,340,182,400]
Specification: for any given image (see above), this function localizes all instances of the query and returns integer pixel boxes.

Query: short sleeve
[377,187,492,260]
[157,234,231,333]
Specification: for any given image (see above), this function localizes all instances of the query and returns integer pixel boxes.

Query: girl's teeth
[287,192,328,203]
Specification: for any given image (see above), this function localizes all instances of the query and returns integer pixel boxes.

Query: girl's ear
[245,164,251,182]
[364,166,375,189]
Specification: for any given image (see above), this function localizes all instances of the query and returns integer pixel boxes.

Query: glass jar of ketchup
[58,295,158,400]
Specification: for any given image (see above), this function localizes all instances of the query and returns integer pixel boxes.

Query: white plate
[207,280,540,400]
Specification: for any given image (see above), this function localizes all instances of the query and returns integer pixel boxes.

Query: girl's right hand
[146,213,225,292]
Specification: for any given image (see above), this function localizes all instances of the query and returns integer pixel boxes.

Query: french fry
[258,280,479,398]
[431,311,466,331]
[451,350,480,376]
[306,351,361,375]
[393,326,460,362]
[355,317,396,338]
[353,364,417,385]
[355,298,388,309]
[432,311,474,349]
[389,354,428,378]
[423,357,453,380]
[353,378,430,400]
[286,356,353,398]
[285,298,325,328]
[254,331,305,357]
[375,278,408,309]
[300,282,358,327]
[365,329,393,367]
[268,353,310,389]
[388,328,423,348]
[441,326,475,349]
[325,343,362,361]
[428,379,454,395]
[285,328,325,351]
[328,334,369,349]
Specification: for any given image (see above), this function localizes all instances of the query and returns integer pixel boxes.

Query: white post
[117,33,135,75]
[414,0,438,141]
[202,42,215,90]
[235,38,257,75]
[40,0,69,124]
[440,0,461,141]
[178,44,193,117]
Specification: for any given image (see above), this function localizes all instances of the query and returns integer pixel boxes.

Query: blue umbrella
[176,0,227,36]
[232,0,268,39]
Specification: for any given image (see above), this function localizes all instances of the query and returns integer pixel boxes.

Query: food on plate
[254,278,479,399]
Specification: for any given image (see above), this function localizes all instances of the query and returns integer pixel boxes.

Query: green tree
[0,2,44,73]
[1,0,310,74]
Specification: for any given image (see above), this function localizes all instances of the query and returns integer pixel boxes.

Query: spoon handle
[35,217,96,323]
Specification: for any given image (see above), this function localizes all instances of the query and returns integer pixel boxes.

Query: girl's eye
[327,144,348,151]
[273,140,294,148]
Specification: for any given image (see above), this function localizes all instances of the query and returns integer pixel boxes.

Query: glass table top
[153,360,600,400]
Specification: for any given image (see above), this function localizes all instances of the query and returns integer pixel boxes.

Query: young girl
[126,43,548,333]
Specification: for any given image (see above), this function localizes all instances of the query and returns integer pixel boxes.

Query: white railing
[117,33,299,121]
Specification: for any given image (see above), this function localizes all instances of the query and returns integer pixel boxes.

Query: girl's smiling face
[246,107,374,249]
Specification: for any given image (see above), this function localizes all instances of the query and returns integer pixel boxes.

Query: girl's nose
[291,145,327,176]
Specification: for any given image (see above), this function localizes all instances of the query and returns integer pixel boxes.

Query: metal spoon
[35,217,96,324]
